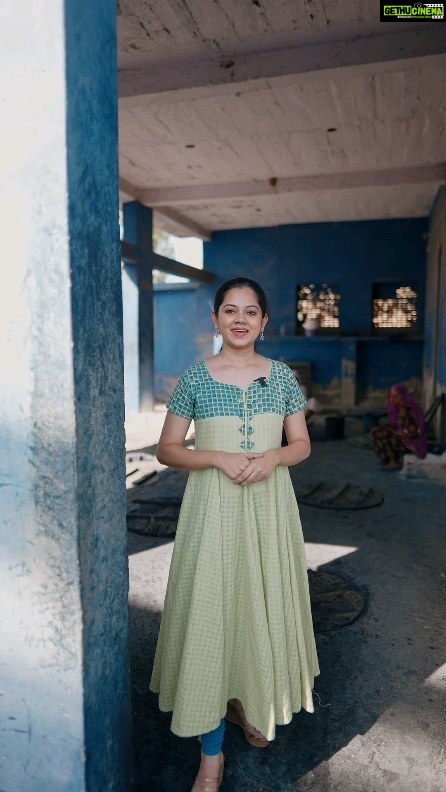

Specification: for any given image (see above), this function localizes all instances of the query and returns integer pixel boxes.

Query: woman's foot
[191,751,224,792]
[226,699,269,748]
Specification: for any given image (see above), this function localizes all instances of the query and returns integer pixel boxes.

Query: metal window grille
[297,284,340,328]
[372,286,417,329]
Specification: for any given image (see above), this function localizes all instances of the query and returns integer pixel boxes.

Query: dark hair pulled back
[213,277,269,318]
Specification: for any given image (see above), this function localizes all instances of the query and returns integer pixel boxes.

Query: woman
[372,383,427,470]
[150,277,319,791]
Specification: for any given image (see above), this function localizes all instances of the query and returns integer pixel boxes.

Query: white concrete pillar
[0,2,131,789]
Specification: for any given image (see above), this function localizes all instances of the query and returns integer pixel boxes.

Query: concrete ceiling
[117,0,446,238]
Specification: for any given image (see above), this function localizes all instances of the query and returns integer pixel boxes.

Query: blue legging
[201,718,225,756]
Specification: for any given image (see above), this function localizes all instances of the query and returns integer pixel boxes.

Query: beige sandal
[191,753,224,792]
[226,701,269,748]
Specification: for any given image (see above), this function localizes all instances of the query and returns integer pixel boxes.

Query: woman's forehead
[221,287,260,307]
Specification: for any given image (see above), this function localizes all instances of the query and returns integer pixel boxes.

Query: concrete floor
[127,414,446,792]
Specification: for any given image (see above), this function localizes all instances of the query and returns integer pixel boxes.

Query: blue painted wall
[152,218,428,406]
[424,187,446,440]
[204,219,427,404]
[154,284,213,402]
[425,188,446,390]
[204,219,427,337]
[355,338,425,396]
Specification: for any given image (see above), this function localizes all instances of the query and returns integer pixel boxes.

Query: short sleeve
[166,370,195,419]
[282,365,307,416]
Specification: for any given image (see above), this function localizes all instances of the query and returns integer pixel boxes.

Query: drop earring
[214,326,220,337]
[259,329,265,341]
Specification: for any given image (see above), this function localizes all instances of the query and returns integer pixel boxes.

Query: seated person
[372,384,427,470]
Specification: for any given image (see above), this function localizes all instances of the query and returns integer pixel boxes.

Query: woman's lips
[232,328,248,335]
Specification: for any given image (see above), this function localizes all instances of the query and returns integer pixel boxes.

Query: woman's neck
[217,346,260,368]
[207,346,270,389]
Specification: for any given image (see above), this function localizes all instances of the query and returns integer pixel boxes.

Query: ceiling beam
[119,178,211,239]
[153,208,211,241]
[121,240,215,283]
[119,177,142,202]
[118,28,446,99]
[150,251,215,282]
[136,164,446,206]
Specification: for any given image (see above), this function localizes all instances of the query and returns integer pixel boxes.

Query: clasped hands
[218,450,279,486]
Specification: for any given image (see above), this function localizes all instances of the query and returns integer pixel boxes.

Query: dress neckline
[203,359,273,392]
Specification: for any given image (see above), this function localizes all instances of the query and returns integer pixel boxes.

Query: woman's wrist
[275,440,311,467]
[265,448,280,467]
[211,450,225,469]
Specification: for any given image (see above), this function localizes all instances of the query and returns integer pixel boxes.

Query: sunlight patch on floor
[423,663,446,690]
[305,543,358,570]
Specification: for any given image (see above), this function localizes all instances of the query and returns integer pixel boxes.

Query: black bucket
[325,415,345,440]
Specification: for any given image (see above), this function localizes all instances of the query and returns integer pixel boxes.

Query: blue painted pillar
[123,202,155,411]
[341,339,357,407]
[0,3,131,790]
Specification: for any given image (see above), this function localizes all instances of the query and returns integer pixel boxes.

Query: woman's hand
[395,406,420,438]
[233,449,280,486]
[214,451,264,482]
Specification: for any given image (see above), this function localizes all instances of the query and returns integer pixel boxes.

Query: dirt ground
[126,412,446,792]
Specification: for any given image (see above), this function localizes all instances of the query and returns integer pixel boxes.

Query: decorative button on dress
[150,359,319,741]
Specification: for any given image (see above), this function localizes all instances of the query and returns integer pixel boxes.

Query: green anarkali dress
[150,359,319,741]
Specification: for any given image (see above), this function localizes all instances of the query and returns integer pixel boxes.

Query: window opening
[297,283,340,330]
[152,229,203,284]
[372,284,417,330]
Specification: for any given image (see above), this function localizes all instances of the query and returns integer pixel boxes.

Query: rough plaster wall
[0,2,130,790]
[0,4,85,789]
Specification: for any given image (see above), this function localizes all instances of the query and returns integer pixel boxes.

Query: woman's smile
[213,286,266,345]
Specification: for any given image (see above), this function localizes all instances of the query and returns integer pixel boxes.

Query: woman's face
[389,387,403,408]
[212,287,267,349]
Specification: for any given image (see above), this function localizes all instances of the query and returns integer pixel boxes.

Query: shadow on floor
[129,590,372,792]
[129,438,446,792]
